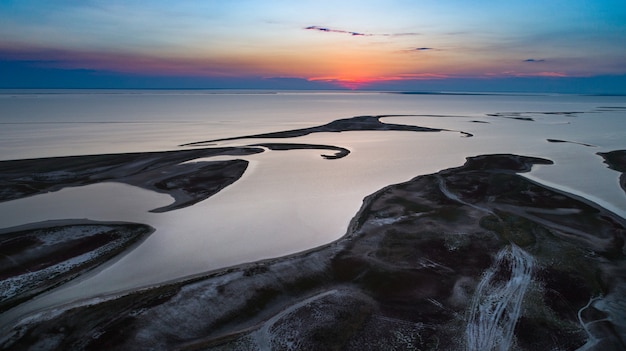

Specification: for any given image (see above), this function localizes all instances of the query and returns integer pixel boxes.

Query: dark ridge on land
[547,139,596,147]
[0,220,154,313]
[598,150,626,194]
[3,154,624,350]
[0,147,262,212]
[180,115,472,146]
[251,143,350,159]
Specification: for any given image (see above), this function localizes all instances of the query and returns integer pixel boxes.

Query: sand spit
[179,115,472,147]
[0,147,263,212]
[2,154,624,350]
[0,220,154,313]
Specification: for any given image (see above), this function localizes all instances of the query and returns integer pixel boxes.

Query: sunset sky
[1,0,625,92]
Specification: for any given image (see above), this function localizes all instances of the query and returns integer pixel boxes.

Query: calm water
[1,90,625,325]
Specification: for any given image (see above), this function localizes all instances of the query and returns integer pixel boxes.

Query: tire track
[466,245,533,351]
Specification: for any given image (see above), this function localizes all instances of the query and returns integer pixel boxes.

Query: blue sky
[1,0,625,92]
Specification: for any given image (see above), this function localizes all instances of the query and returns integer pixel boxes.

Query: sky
[1,0,625,92]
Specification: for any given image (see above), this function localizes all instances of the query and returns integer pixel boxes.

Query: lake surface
[1,90,625,324]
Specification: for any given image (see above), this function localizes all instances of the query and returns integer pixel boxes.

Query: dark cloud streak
[304,25,418,37]
[305,26,369,36]
[523,59,546,62]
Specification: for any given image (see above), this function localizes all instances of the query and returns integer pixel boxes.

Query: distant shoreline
[2,88,626,96]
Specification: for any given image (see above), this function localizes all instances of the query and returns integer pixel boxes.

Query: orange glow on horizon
[308,76,374,89]
[308,73,450,89]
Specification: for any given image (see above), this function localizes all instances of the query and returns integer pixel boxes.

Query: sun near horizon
[0,1,625,92]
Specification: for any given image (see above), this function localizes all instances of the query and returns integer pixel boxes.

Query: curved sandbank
[0,220,154,313]
[3,154,624,350]
[251,143,350,160]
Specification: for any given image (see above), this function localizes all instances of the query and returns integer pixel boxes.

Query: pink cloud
[0,44,260,77]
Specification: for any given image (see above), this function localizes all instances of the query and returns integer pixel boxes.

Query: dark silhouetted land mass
[0,148,262,212]
[0,143,351,212]
[180,115,472,147]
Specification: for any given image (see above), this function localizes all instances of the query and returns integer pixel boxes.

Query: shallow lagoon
[1,90,625,326]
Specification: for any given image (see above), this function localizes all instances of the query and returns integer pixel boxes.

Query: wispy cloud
[304,25,419,37]
[523,58,546,62]
[0,45,263,77]
[401,47,438,54]
[304,25,368,36]
[408,47,437,52]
